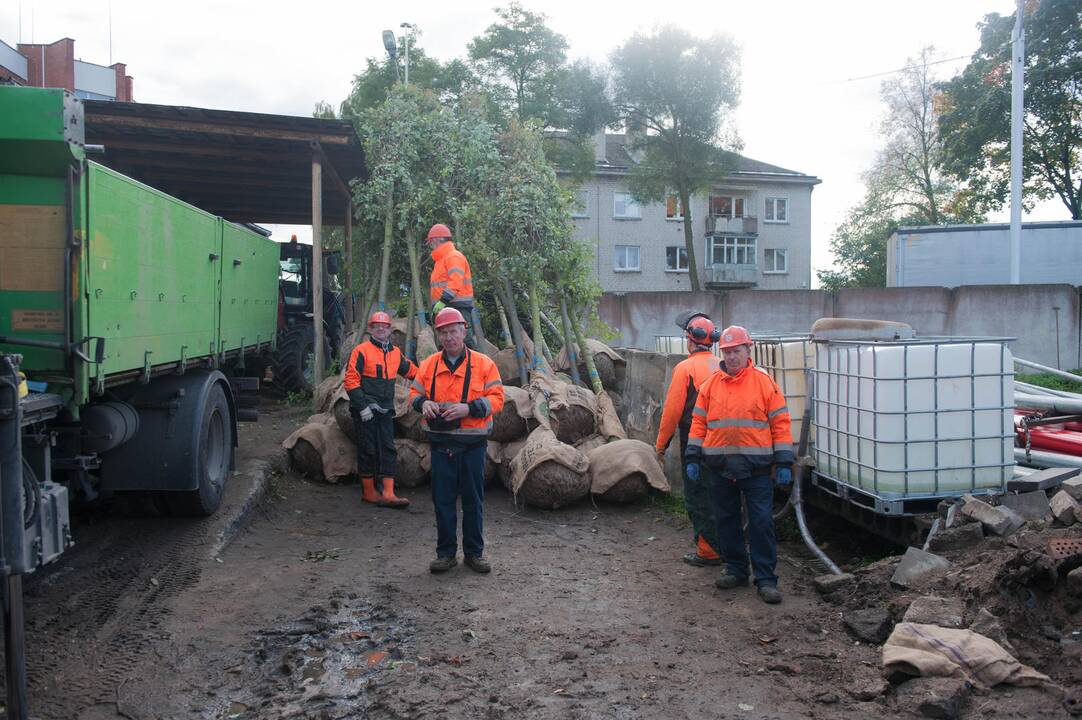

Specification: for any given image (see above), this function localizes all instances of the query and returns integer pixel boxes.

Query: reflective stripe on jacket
[655,350,721,452]
[343,339,417,407]
[429,241,474,306]
[684,359,793,478]
[408,349,504,444]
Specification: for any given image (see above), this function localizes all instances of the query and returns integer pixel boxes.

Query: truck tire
[273,322,330,395]
[165,382,233,516]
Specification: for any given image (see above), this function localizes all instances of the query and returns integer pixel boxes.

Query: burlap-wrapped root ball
[508,428,590,510]
[499,438,527,490]
[492,385,531,442]
[333,395,355,441]
[394,438,430,488]
[586,439,670,504]
[282,414,357,483]
[493,348,526,387]
[574,434,607,454]
[484,441,502,486]
[287,438,326,482]
[393,377,427,442]
[548,384,597,445]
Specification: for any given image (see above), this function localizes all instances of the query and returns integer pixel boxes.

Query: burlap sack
[587,439,670,503]
[555,339,625,391]
[313,374,343,414]
[393,377,426,441]
[574,434,606,454]
[529,375,597,444]
[339,329,365,369]
[394,438,431,488]
[332,390,354,441]
[476,337,501,358]
[499,438,528,490]
[508,427,590,509]
[492,385,532,442]
[282,413,356,483]
[595,391,627,441]
[484,440,502,486]
[493,347,525,386]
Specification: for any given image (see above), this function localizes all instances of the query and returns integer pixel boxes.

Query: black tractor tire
[165,382,234,517]
[272,323,331,395]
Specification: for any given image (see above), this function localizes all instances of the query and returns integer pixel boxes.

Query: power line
[821,54,972,86]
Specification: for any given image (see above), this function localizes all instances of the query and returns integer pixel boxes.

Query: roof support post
[311,145,325,388]
[344,201,354,328]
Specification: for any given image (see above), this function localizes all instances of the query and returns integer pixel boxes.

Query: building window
[614,245,640,272]
[708,236,756,266]
[709,195,745,218]
[665,195,684,220]
[763,248,789,273]
[613,192,642,219]
[765,197,788,223]
[571,189,589,218]
[665,246,689,272]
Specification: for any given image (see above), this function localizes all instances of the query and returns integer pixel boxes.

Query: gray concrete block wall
[597,285,1082,370]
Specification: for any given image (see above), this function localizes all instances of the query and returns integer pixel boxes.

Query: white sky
[2,0,1067,279]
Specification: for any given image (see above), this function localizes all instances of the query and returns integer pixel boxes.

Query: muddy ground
[6,401,1075,719]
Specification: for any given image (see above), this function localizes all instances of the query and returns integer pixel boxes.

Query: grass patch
[1020,369,1082,394]
[651,491,688,520]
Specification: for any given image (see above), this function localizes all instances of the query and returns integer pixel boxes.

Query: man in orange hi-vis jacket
[425,223,476,346]
[344,312,418,508]
[655,314,722,567]
[685,325,793,605]
[410,307,504,574]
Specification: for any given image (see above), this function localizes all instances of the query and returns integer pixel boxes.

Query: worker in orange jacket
[344,311,418,508]
[655,314,723,567]
[409,307,504,574]
[685,326,793,605]
[425,223,476,347]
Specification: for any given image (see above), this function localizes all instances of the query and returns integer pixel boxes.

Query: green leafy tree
[610,26,742,291]
[468,3,569,124]
[938,0,1082,219]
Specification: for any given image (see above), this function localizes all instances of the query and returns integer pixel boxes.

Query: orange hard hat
[686,316,720,345]
[433,307,466,329]
[717,325,753,349]
[425,223,452,242]
[368,311,392,327]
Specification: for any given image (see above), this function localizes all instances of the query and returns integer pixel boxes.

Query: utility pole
[1009,0,1024,284]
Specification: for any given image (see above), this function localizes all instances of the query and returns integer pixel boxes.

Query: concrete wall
[599,284,1082,370]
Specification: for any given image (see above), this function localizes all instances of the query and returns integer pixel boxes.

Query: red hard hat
[368,311,392,327]
[717,325,753,349]
[425,223,452,242]
[686,316,720,345]
[433,307,466,329]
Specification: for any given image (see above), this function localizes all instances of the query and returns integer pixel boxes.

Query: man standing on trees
[410,307,504,574]
[344,312,418,509]
[655,313,723,567]
[425,223,477,347]
[685,326,793,604]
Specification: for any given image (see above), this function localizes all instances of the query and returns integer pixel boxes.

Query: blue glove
[775,467,792,487]
[685,463,700,482]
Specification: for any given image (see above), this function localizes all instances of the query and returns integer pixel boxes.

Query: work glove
[775,466,792,487]
[685,463,700,482]
[358,405,374,422]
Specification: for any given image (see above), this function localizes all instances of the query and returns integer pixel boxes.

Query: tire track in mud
[12,513,215,718]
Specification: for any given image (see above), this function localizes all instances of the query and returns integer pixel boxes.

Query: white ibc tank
[812,339,1014,499]
[753,337,814,446]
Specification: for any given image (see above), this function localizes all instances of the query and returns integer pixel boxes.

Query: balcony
[705,215,758,235]
[706,264,757,289]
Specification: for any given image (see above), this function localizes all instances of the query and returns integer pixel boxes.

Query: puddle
[205,595,413,718]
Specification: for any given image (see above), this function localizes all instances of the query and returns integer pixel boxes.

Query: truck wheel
[165,383,233,516]
[273,323,330,395]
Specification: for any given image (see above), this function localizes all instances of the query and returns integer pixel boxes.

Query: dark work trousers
[679,427,720,553]
[430,442,486,559]
[707,466,778,588]
[352,409,396,479]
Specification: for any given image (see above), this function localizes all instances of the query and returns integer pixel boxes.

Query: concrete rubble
[891,547,951,588]
[1007,466,1079,494]
[998,490,1052,522]
[958,494,1024,536]
[927,523,984,553]
[893,677,970,719]
[1050,490,1080,526]
[903,596,965,628]
[842,607,893,644]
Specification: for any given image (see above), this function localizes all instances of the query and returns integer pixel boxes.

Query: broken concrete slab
[927,523,985,554]
[812,572,855,595]
[903,596,965,628]
[891,547,951,588]
[842,607,893,644]
[1007,466,1079,494]
[1065,475,1082,501]
[999,491,1052,522]
[959,494,1024,536]
[893,677,970,720]
[969,608,1014,653]
[1050,490,1080,525]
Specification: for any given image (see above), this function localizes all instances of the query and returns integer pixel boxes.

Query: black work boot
[464,555,491,574]
[429,556,458,573]
[757,585,783,604]
[682,552,722,567]
[715,573,749,590]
